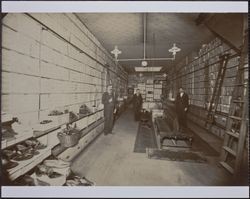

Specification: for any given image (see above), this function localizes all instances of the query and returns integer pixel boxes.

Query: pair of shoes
[3,144,39,162]
[16,144,40,156]
[12,152,34,161]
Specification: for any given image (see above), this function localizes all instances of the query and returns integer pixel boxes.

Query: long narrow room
[1,11,249,189]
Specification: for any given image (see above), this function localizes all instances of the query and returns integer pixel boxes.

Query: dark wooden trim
[205,25,241,54]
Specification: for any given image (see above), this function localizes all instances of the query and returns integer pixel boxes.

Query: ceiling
[76,13,214,74]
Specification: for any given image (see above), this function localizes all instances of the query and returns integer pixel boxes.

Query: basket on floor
[57,129,80,148]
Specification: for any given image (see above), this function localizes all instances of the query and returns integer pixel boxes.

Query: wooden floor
[71,107,235,186]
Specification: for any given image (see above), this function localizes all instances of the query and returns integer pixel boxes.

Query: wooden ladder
[219,31,249,175]
[205,53,230,128]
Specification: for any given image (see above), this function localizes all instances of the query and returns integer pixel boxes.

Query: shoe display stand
[2,109,104,185]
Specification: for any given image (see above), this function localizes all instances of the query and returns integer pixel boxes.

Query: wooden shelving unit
[167,37,242,139]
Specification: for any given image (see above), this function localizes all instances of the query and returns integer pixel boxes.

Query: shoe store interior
[1,13,249,187]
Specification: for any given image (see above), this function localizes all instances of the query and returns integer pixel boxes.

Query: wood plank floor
[71,108,235,186]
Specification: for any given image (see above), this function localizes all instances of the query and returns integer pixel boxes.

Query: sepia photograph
[1,1,249,198]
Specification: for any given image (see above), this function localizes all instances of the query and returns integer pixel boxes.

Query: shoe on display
[2,155,19,170]
[34,143,47,150]
[27,148,40,156]
[48,171,63,178]
[12,149,34,161]
[48,110,64,116]
[16,144,32,153]
[40,120,53,124]
[24,139,35,147]
[3,149,17,159]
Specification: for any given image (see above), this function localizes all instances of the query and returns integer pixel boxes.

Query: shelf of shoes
[32,108,104,138]
[3,108,104,182]
[2,123,33,150]
[7,147,51,181]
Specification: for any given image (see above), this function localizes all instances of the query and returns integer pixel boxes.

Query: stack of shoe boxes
[166,37,241,139]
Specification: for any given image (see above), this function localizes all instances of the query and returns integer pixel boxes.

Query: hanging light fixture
[111,13,181,63]
[111,45,122,60]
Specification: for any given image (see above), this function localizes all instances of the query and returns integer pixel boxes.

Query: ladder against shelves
[219,31,249,175]
[205,53,230,128]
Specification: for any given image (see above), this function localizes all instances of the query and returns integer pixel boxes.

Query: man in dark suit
[102,84,117,135]
[175,87,189,132]
[133,89,143,121]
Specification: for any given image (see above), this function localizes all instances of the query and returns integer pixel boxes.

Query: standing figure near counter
[133,89,143,121]
[175,87,189,132]
[102,84,117,135]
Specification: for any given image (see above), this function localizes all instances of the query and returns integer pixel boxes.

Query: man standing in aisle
[175,87,189,132]
[102,84,117,135]
[133,89,143,121]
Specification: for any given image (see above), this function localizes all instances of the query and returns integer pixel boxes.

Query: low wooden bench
[154,117,193,149]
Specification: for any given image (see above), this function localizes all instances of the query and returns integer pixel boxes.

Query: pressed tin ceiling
[76,13,214,73]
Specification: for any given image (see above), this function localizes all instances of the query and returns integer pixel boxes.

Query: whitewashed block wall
[2,13,128,126]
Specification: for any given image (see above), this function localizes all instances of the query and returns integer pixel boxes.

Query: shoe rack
[2,109,105,182]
